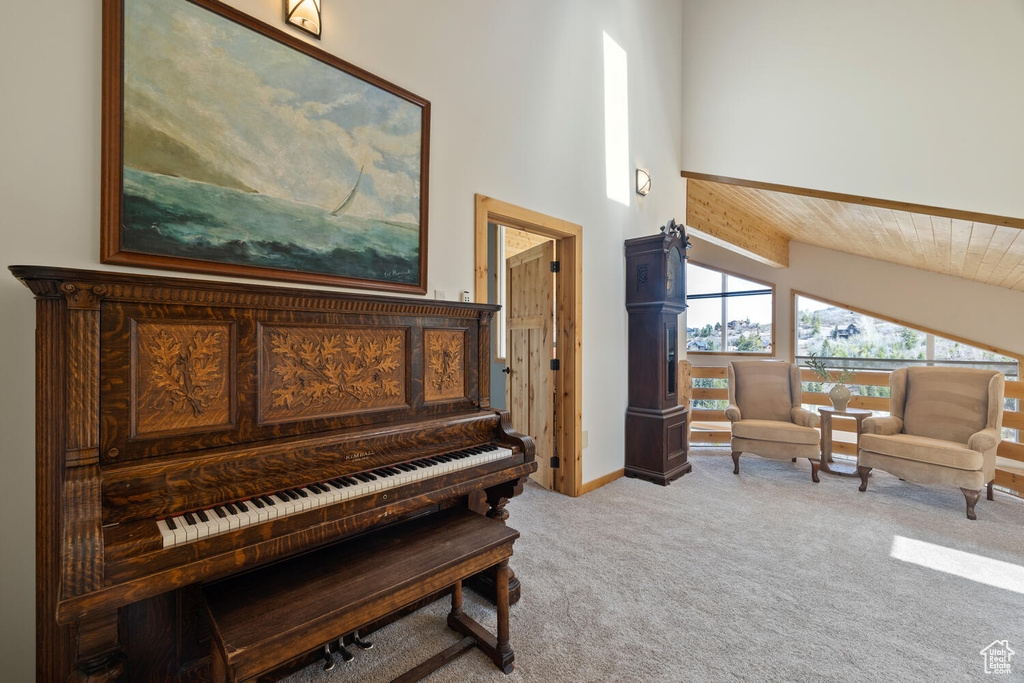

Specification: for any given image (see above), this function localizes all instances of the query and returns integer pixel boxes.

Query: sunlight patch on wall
[890,535,1024,595]
[603,32,630,206]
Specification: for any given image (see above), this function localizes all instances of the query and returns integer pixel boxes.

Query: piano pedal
[321,644,336,672]
[337,639,355,663]
[353,630,374,650]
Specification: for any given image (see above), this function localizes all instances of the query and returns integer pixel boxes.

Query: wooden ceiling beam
[680,170,1024,231]
[686,179,790,268]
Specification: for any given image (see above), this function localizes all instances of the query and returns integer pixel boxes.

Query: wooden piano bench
[203,509,519,683]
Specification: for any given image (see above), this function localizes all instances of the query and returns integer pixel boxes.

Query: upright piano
[12,266,536,682]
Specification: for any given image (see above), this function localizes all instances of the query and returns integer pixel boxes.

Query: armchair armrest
[968,427,1001,453]
[791,407,820,428]
[725,404,742,422]
[862,415,903,435]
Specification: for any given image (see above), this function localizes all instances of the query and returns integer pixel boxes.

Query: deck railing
[689,365,1024,497]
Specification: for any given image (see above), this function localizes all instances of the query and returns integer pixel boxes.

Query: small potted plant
[805,352,855,411]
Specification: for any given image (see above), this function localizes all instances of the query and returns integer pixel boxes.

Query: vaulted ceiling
[684,176,1024,293]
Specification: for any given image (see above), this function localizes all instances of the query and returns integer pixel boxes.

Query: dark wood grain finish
[62,466,104,596]
[65,307,101,466]
[203,509,517,682]
[36,298,77,681]
[259,325,408,421]
[134,321,235,437]
[13,265,534,682]
[623,229,691,485]
[423,329,467,402]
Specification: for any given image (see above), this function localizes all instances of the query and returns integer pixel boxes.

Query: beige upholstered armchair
[857,367,1004,520]
[727,361,821,482]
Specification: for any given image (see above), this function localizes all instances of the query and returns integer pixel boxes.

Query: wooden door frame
[474,194,583,497]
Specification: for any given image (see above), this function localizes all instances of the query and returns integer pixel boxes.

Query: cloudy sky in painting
[123,0,422,223]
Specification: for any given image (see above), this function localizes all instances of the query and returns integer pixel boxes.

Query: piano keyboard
[156,445,513,548]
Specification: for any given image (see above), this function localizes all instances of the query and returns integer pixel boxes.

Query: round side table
[818,406,872,477]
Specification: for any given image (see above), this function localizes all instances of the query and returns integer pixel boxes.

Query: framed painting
[101,0,430,294]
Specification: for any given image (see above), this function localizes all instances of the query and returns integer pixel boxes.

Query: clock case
[623,225,691,485]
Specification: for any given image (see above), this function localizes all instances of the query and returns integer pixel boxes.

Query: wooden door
[506,241,555,489]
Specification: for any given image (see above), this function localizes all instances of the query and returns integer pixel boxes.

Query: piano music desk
[203,509,519,682]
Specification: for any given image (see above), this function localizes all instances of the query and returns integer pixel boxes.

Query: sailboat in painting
[113,0,427,290]
[331,166,364,217]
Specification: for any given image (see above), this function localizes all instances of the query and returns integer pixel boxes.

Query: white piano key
[171,519,187,546]
[157,519,176,548]
[182,516,198,542]
[212,510,231,533]
[157,445,516,547]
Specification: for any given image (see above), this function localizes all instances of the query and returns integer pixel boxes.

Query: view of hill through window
[685,263,773,353]
[795,295,1018,380]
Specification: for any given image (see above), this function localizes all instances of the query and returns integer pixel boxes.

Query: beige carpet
[283,450,1024,682]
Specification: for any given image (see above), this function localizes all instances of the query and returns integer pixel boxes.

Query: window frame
[789,289,1023,369]
[685,260,776,357]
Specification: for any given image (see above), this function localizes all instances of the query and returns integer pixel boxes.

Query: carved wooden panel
[66,309,101,466]
[424,329,467,402]
[133,321,234,437]
[259,325,408,422]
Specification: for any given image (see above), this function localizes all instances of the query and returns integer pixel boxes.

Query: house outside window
[686,262,774,355]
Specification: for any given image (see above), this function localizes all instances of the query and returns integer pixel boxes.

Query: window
[685,262,774,354]
[794,292,1019,440]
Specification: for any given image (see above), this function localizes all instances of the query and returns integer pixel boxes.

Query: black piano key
[233,501,247,512]
[295,488,308,498]
[343,477,361,485]
[197,509,209,523]
[166,517,177,530]
[224,502,238,514]
[214,507,226,518]
[282,490,298,500]
[262,495,277,505]
[396,464,415,472]
[251,497,264,508]
[185,513,197,525]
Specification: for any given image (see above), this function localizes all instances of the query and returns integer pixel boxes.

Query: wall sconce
[285,0,322,39]
[636,168,651,196]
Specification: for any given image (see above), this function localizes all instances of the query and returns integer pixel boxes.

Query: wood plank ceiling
[685,178,1024,292]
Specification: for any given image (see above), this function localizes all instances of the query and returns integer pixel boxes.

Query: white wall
[0,0,686,675]
[680,0,1024,219]
[687,237,1024,368]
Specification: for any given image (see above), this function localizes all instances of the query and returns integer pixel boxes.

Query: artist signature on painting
[384,269,413,279]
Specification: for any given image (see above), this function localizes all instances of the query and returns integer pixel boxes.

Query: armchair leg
[731,451,741,475]
[987,482,994,501]
[857,466,871,492]
[809,459,820,483]
[961,488,980,521]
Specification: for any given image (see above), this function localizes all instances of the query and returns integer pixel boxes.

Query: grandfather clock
[624,219,691,485]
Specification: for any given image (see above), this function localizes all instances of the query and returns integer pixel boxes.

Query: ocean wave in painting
[122,168,420,284]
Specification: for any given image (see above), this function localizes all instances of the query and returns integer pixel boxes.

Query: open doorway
[474,194,582,497]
